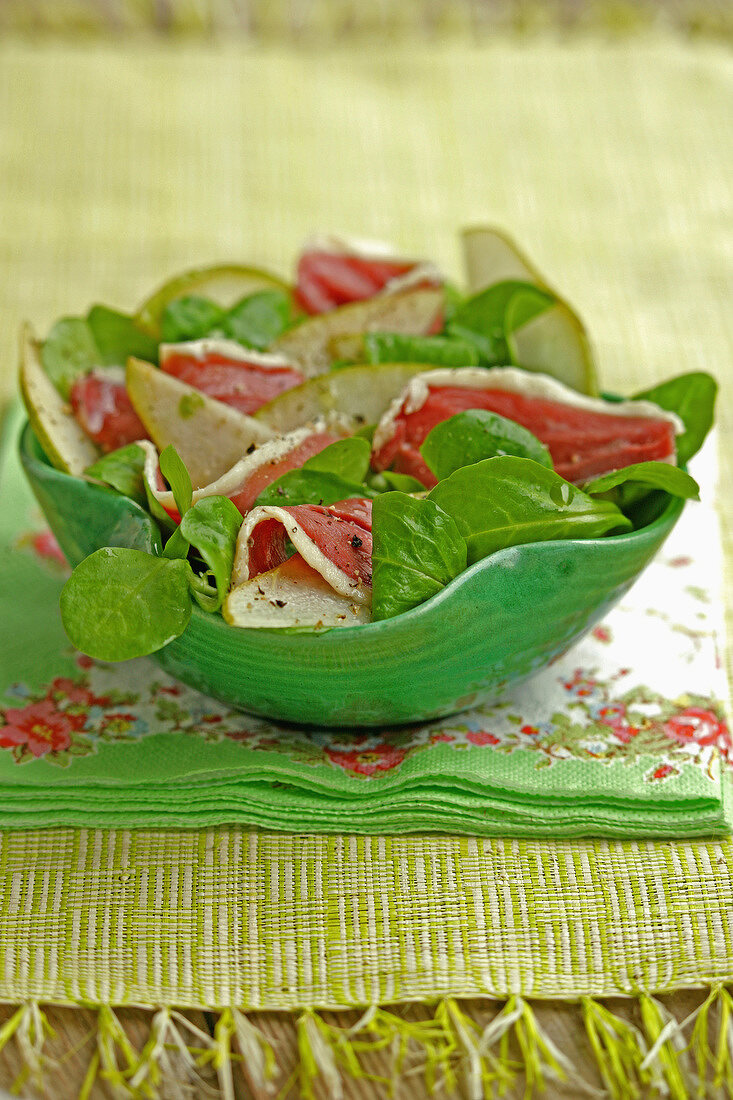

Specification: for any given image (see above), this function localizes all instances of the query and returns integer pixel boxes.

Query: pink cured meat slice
[160,343,304,415]
[372,385,678,486]
[228,432,340,515]
[247,499,373,590]
[70,371,149,452]
[295,250,442,320]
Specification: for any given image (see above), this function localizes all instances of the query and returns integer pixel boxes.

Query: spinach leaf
[222,290,293,350]
[41,317,101,398]
[179,496,243,610]
[634,372,717,465]
[362,333,480,368]
[60,548,192,660]
[304,437,371,482]
[87,305,158,365]
[255,470,375,508]
[447,280,554,365]
[371,493,467,620]
[160,296,226,343]
[159,445,193,517]
[429,456,631,564]
[85,444,147,507]
[584,462,700,502]
[254,437,373,506]
[420,409,552,482]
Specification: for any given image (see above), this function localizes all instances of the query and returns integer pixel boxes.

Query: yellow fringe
[1,992,730,1099]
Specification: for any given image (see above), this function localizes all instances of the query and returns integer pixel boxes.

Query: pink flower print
[429,731,454,744]
[75,654,95,670]
[651,763,676,781]
[520,724,539,736]
[663,707,731,754]
[48,677,110,708]
[0,699,86,757]
[326,744,407,777]
[668,556,692,568]
[466,730,500,747]
[592,625,612,644]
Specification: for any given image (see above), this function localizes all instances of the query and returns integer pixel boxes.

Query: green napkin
[2,406,730,836]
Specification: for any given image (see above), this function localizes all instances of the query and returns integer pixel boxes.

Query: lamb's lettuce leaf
[159,444,193,517]
[420,410,552,482]
[221,290,294,350]
[42,309,158,398]
[254,437,374,507]
[179,496,243,611]
[634,372,717,465]
[371,493,467,620]
[361,332,480,368]
[60,548,192,660]
[584,462,700,503]
[160,296,226,343]
[85,443,147,507]
[87,306,158,366]
[429,456,631,564]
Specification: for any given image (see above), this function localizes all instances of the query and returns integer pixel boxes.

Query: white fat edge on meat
[159,339,294,370]
[138,422,333,513]
[231,505,372,605]
[301,233,443,291]
[223,557,371,629]
[371,366,685,454]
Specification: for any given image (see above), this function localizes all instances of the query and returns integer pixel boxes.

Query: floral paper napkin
[1,406,730,836]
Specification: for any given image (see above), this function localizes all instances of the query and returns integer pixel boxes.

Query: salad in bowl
[19,228,716,725]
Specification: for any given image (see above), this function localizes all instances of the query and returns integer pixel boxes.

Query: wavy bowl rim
[19,417,685,642]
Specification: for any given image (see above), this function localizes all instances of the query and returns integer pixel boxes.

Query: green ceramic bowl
[20,421,684,727]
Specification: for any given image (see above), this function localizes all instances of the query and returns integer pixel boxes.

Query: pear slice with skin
[126,357,274,489]
[254,361,434,436]
[135,263,290,339]
[271,286,444,378]
[223,554,371,629]
[18,323,101,476]
[460,226,598,396]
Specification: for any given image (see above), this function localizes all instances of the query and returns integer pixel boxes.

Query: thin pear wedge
[126,357,274,489]
[461,226,598,395]
[135,263,290,339]
[18,323,101,476]
[223,555,371,629]
[272,286,443,378]
[254,361,432,435]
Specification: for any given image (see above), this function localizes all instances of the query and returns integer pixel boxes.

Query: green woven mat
[1,36,733,1097]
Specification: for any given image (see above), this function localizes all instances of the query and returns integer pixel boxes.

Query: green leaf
[162,526,190,561]
[254,469,374,508]
[634,372,717,465]
[254,437,373,506]
[584,462,700,501]
[381,471,426,493]
[371,493,467,620]
[429,456,631,564]
[41,317,101,398]
[447,280,554,365]
[60,548,192,660]
[159,445,193,517]
[85,443,147,506]
[420,409,552,482]
[362,333,480,368]
[221,290,294,349]
[87,305,158,365]
[160,296,226,343]
[179,496,243,610]
[303,437,371,482]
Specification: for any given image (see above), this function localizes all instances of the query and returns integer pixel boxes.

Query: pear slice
[126,357,274,489]
[135,263,290,339]
[271,286,443,378]
[253,361,431,435]
[223,554,371,629]
[460,226,598,396]
[18,323,101,476]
